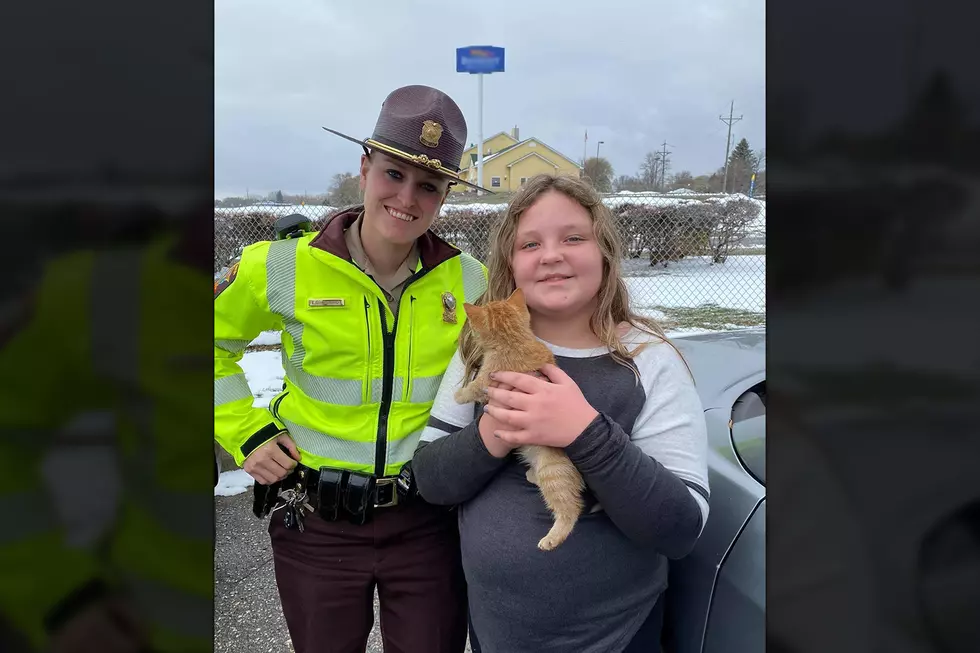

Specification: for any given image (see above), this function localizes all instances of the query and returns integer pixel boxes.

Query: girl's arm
[565,343,710,558]
[410,352,510,505]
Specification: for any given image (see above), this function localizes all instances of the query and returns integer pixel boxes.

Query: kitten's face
[463,289,531,347]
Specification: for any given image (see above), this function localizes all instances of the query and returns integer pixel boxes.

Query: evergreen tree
[726,138,758,194]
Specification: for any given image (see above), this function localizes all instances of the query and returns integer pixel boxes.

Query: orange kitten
[455,289,585,551]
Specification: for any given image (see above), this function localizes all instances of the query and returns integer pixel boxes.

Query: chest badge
[441,292,457,324]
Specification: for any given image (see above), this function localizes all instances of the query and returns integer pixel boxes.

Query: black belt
[253,463,415,526]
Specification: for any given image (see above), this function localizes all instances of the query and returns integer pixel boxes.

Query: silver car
[663,328,766,653]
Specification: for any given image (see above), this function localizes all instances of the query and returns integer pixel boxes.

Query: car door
[664,380,766,653]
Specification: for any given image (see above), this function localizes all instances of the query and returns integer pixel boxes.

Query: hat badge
[420,120,443,148]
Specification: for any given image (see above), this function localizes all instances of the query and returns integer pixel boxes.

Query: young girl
[411,174,710,653]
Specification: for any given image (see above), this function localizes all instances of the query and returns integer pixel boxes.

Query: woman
[412,174,710,652]
[214,85,489,653]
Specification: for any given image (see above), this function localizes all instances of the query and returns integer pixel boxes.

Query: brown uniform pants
[269,500,468,653]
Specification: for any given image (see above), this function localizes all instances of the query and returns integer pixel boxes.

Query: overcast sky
[215,0,765,199]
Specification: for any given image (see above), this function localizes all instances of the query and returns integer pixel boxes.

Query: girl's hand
[484,364,599,448]
[477,378,522,458]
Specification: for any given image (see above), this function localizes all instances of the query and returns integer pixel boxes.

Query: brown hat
[323,85,491,193]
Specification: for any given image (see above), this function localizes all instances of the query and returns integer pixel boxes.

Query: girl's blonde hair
[459,173,688,381]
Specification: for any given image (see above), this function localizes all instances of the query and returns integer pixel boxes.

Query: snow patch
[215,469,255,497]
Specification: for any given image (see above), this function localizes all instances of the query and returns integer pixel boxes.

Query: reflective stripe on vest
[280,414,421,467]
[265,240,480,408]
[214,373,252,407]
[459,252,488,303]
[266,239,363,406]
[215,338,250,354]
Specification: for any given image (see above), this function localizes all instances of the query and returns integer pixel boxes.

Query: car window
[731,381,765,485]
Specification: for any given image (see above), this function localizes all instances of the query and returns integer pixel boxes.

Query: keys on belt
[257,466,408,531]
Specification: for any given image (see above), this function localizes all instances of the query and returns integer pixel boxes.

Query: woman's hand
[484,364,599,448]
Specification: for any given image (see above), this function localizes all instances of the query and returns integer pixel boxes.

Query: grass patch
[728,247,766,256]
[648,303,765,332]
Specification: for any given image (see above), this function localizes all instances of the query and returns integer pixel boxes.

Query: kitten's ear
[463,303,485,329]
[506,287,526,308]
[462,302,482,320]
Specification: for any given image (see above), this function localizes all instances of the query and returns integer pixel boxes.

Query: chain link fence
[215,191,765,334]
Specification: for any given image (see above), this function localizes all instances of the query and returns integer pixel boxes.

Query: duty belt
[253,463,416,528]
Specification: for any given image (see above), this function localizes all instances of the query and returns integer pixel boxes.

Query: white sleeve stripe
[420,426,448,443]
[427,415,466,433]
[683,479,710,503]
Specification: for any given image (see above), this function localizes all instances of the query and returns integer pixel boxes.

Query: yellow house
[452,126,583,194]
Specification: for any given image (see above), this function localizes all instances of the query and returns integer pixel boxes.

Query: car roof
[671,328,766,408]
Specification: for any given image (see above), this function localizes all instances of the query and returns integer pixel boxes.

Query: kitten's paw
[525,468,539,486]
[537,534,562,551]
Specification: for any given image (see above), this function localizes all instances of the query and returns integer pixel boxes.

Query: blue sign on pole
[456,46,505,74]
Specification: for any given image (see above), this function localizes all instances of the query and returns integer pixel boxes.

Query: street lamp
[596,140,604,160]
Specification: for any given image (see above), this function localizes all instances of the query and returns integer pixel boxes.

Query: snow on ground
[215,469,255,497]
[251,330,281,346]
[239,350,285,408]
[239,256,765,353]
[625,255,765,312]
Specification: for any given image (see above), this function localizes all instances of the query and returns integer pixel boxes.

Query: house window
[491,177,501,188]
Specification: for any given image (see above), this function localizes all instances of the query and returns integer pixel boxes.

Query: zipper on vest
[363,297,373,403]
[271,391,289,421]
[404,295,417,403]
[375,299,396,477]
[373,266,436,476]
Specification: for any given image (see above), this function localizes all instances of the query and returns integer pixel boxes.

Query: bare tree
[326,172,362,207]
[668,171,695,190]
[639,152,662,190]
[705,199,760,263]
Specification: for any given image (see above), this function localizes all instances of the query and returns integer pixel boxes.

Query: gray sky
[215,0,765,199]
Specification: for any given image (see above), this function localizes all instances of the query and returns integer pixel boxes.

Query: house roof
[506,151,559,168]
[459,137,583,172]
[461,131,517,154]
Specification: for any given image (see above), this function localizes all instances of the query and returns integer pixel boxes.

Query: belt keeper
[317,468,347,522]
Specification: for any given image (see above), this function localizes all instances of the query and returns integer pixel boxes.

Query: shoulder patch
[214,261,240,299]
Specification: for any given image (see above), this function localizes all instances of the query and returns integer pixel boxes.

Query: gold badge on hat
[420,120,443,148]
[441,292,457,324]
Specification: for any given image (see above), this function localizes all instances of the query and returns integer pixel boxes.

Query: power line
[659,140,673,191]
[719,100,743,194]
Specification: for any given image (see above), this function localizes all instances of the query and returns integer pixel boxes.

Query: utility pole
[719,100,743,194]
[659,140,673,191]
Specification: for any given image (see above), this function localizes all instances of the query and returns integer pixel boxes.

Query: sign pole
[456,45,504,195]
[477,72,484,196]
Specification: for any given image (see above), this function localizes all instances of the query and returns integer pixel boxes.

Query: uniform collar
[310,205,461,269]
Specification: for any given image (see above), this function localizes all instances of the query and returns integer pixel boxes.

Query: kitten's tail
[525,446,586,551]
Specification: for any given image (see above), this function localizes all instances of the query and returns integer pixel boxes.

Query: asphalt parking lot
[215,490,472,653]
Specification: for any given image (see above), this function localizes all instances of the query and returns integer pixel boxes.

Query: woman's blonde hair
[458,173,687,381]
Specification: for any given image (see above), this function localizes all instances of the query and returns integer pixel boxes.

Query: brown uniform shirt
[343,212,419,320]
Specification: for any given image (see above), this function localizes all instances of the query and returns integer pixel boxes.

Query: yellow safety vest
[214,209,488,476]
[0,237,213,652]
